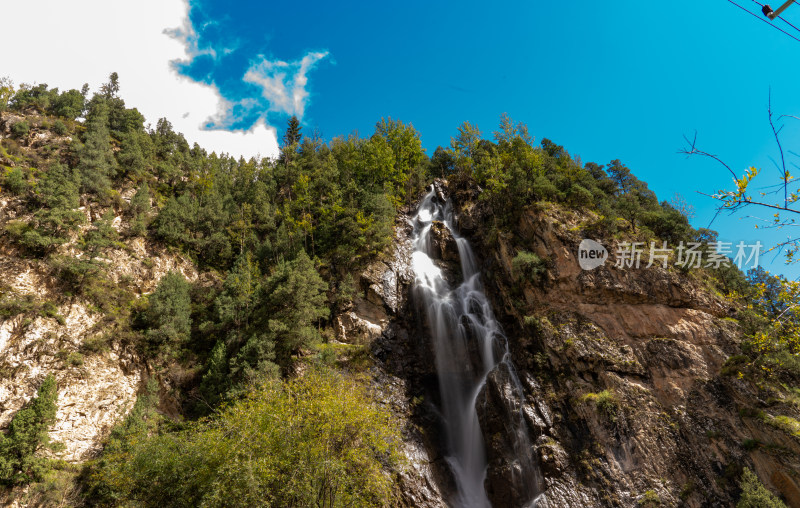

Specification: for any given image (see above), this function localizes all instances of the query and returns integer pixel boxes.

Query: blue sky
[4,0,800,277]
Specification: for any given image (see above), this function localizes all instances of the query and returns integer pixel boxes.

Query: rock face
[334,205,452,507]
[0,191,197,462]
[447,185,800,507]
[347,180,800,507]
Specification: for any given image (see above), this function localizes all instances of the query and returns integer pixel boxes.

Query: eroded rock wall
[0,188,197,462]
[451,186,800,507]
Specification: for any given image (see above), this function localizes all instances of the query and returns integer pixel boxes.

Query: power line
[751,0,800,35]
[727,0,800,42]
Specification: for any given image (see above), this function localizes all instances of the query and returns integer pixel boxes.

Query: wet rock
[429,221,459,262]
[536,435,569,476]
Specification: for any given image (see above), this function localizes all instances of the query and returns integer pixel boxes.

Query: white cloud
[0,0,280,159]
[244,51,329,118]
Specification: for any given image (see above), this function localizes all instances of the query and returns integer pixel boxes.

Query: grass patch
[580,389,619,420]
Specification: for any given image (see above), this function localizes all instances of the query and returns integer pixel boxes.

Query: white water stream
[410,186,543,507]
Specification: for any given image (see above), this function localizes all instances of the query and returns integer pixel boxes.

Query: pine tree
[0,374,58,485]
[215,251,261,340]
[20,163,84,254]
[737,468,786,508]
[78,100,117,196]
[257,249,328,367]
[283,115,302,147]
[100,72,120,99]
[279,116,302,168]
[144,271,192,356]
[128,183,151,237]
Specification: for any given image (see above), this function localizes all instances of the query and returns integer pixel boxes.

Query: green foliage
[727,267,800,384]
[2,167,28,195]
[737,468,786,508]
[128,182,151,236]
[639,489,661,506]
[283,115,302,147]
[374,117,425,203]
[51,119,68,136]
[0,288,37,318]
[11,121,30,139]
[10,163,84,255]
[0,77,13,112]
[0,374,58,485]
[83,378,162,504]
[118,130,151,181]
[511,250,548,284]
[580,390,619,421]
[249,250,328,369]
[87,367,401,507]
[77,99,117,196]
[10,83,58,113]
[141,271,192,356]
[50,89,85,120]
[333,272,357,312]
[450,121,482,178]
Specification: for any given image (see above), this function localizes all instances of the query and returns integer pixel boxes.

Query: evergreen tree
[55,211,119,295]
[118,131,148,181]
[256,249,328,366]
[0,374,58,485]
[128,183,151,236]
[50,89,85,120]
[78,100,117,196]
[737,468,786,508]
[283,115,302,147]
[143,271,192,355]
[0,76,13,112]
[216,251,261,341]
[18,164,84,254]
[100,72,120,99]
[374,117,425,204]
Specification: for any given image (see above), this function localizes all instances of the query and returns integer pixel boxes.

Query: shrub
[141,271,191,356]
[87,367,401,507]
[11,121,30,139]
[531,175,562,201]
[639,489,661,506]
[52,120,68,136]
[511,250,548,284]
[566,184,593,206]
[0,290,36,318]
[2,167,27,195]
[0,374,58,485]
[737,468,786,508]
[766,415,800,437]
[580,389,619,420]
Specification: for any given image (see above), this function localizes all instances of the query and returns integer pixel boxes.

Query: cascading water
[410,185,544,507]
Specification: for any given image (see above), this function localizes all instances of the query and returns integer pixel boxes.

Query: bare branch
[768,89,789,208]
[680,132,737,179]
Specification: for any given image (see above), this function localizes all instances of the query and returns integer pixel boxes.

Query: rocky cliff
[0,185,197,465]
[339,180,800,507]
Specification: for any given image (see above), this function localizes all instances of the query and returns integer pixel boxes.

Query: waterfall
[410,185,543,507]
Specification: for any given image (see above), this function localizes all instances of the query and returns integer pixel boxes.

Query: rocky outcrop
[0,191,197,462]
[334,206,450,507]
[448,186,800,507]
[327,179,800,507]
